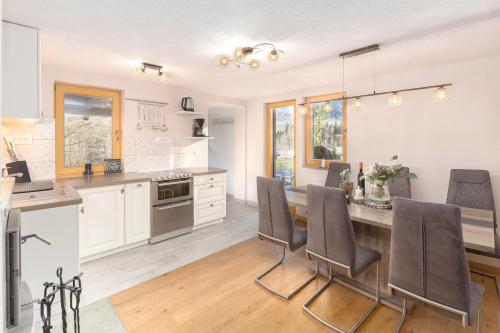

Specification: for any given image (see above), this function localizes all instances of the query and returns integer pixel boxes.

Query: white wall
[208,107,235,195]
[246,55,500,205]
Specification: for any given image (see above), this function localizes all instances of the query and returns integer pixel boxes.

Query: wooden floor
[111,237,500,333]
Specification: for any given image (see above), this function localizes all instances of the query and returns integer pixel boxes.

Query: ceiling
[4,0,500,99]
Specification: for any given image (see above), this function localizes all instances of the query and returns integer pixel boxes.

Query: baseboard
[193,218,223,230]
[80,240,149,263]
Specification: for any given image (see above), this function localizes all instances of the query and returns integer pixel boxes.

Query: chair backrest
[325,162,350,188]
[446,169,496,223]
[388,167,412,199]
[389,197,471,312]
[306,185,356,269]
[256,176,294,245]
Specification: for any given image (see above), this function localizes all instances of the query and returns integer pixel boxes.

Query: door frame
[266,99,296,187]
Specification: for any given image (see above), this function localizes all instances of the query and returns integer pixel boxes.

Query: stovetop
[149,169,193,181]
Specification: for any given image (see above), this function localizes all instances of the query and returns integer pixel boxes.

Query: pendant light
[388,92,403,107]
[297,104,308,116]
[433,86,449,103]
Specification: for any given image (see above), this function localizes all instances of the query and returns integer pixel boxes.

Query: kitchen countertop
[12,172,152,212]
[181,167,227,176]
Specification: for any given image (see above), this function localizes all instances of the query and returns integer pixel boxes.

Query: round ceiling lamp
[323,102,333,112]
[388,92,403,107]
[433,86,449,103]
[353,97,363,109]
[297,104,308,116]
[219,42,284,71]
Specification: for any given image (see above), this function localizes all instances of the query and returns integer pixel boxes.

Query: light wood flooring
[111,237,500,333]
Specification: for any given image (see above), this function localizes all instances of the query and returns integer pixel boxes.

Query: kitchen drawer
[194,182,225,204]
[194,200,226,226]
[194,172,226,186]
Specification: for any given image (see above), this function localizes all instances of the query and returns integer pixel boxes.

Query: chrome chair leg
[393,298,407,333]
[303,262,380,333]
[255,247,318,300]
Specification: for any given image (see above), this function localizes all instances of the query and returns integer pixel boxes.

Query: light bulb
[268,50,279,61]
[388,92,403,107]
[297,104,308,116]
[249,59,260,70]
[433,86,449,103]
[323,102,333,112]
[233,47,244,59]
[158,69,168,81]
[135,64,146,75]
[219,56,229,66]
[353,98,363,109]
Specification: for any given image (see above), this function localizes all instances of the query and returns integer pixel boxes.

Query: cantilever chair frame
[388,283,480,333]
[303,249,380,333]
[255,232,318,300]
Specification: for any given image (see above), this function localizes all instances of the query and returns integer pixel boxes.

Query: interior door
[267,100,296,188]
[124,182,151,244]
[79,184,125,258]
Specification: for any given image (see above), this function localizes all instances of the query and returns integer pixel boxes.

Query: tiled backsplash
[2,118,208,180]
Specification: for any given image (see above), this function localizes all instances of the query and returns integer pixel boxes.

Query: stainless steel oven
[152,178,192,206]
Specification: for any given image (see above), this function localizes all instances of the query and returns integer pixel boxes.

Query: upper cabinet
[2,21,40,119]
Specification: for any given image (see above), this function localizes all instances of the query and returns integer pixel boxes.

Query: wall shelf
[176,111,204,116]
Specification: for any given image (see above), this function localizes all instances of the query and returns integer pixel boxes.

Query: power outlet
[155,137,171,144]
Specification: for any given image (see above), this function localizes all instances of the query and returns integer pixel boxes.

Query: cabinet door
[124,182,151,244]
[2,21,40,118]
[194,200,226,226]
[79,185,125,258]
[194,182,226,204]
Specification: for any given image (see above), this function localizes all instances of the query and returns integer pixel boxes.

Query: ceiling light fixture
[433,86,449,103]
[135,62,168,82]
[218,43,284,70]
[297,105,308,116]
[388,92,403,107]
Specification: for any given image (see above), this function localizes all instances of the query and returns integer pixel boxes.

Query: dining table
[285,188,496,301]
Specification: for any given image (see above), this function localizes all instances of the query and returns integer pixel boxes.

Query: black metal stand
[39,267,83,333]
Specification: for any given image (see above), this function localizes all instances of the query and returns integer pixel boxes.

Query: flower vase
[365,181,392,209]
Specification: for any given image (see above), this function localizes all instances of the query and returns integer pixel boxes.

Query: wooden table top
[285,190,495,254]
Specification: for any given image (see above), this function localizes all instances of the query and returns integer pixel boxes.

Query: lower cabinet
[78,181,150,259]
[193,172,227,228]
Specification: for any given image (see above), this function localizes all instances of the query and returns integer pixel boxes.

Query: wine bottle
[357,162,365,193]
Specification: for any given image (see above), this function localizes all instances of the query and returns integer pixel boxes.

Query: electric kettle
[181,97,194,112]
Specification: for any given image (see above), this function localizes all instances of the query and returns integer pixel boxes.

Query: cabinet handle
[210,177,214,181]
[137,183,142,187]
[210,184,214,188]
[210,203,214,207]
[80,206,85,214]
[121,188,125,194]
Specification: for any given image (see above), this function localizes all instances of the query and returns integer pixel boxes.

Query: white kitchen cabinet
[124,181,150,244]
[2,21,40,119]
[193,172,226,228]
[78,185,125,258]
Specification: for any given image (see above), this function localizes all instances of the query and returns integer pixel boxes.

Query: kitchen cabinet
[78,181,151,260]
[125,182,151,244]
[2,21,40,119]
[193,172,226,228]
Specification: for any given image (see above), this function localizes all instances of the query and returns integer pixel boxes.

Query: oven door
[153,179,192,205]
[150,200,194,243]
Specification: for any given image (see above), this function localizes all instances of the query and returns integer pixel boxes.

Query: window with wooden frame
[266,99,296,188]
[305,91,347,168]
[55,83,122,176]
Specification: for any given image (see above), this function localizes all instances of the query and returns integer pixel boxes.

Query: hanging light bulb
[268,50,279,61]
[249,59,260,70]
[388,92,403,107]
[297,104,308,116]
[219,56,229,66]
[135,64,146,75]
[233,47,244,59]
[323,102,333,112]
[433,86,449,103]
[158,69,168,81]
[353,98,363,109]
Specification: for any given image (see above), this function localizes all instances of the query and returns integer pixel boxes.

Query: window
[266,100,296,188]
[55,83,121,176]
[305,92,346,167]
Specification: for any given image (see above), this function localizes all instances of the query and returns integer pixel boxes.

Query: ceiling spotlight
[135,64,146,75]
[323,102,333,112]
[433,86,449,103]
[268,50,279,61]
[233,47,244,59]
[249,59,260,70]
[388,92,403,107]
[219,56,229,66]
[353,97,363,109]
[158,69,168,81]
[297,104,308,116]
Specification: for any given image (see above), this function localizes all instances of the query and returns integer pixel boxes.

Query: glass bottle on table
[357,162,365,194]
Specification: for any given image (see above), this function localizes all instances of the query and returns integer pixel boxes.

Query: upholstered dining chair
[388,166,412,199]
[255,176,317,300]
[303,185,381,332]
[325,162,350,188]
[389,197,484,333]
[446,169,499,294]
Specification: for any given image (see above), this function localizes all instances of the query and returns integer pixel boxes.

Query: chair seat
[467,282,485,325]
[290,225,307,251]
[352,245,382,277]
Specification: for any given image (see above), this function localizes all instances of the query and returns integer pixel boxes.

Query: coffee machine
[192,118,206,137]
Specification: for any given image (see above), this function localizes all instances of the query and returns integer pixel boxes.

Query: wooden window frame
[55,82,122,177]
[305,91,347,168]
[266,99,296,187]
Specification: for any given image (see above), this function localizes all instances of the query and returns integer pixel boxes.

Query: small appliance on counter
[192,118,207,137]
[181,97,194,111]
[83,163,93,176]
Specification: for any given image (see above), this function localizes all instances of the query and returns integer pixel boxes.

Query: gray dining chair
[446,169,499,294]
[255,176,317,300]
[325,162,350,188]
[389,197,484,333]
[388,167,412,199]
[303,185,381,332]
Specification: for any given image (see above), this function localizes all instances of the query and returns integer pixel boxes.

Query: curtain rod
[298,83,452,106]
[125,98,169,106]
